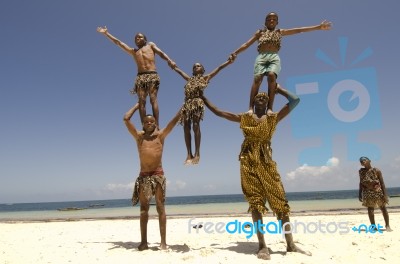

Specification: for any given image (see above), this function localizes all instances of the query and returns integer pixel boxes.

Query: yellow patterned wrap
[239,114,290,215]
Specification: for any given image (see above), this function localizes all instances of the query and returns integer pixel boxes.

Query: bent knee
[140,205,150,212]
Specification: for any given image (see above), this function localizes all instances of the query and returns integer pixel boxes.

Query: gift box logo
[286,37,381,166]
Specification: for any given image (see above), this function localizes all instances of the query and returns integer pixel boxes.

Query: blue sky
[1,0,399,203]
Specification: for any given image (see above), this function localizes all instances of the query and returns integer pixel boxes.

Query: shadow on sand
[104,241,190,252]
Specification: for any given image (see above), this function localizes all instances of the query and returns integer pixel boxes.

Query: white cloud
[391,156,400,169]
[104,182,134,191]
[287,157,340,180]
[202,184,217,191]
[166,180,187,191]
[175,180,187,189]
[283,157,363,191]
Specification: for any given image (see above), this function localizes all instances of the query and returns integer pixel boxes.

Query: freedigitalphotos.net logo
[188,218,383,239]
[286,37,381,166]
[188,218,351,239]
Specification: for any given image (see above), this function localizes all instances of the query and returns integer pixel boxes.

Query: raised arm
[276,85,300,122]
[172,65,190,81]
[150,42,177,69]
[281,20,332,36]
[123,103,140,139]
[202,96,240,123]
[97,26,133,55]
[229,31,260,61]
[205,59,234,82]
[159,108,182,140]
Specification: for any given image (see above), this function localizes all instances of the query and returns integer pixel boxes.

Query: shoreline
[2,206,400,223]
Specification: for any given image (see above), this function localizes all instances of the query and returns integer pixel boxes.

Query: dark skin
[203,85,310,260]
[173,59,233,164]
[358,158,392,232]
[124,103,181,250]
[229,12,331,114]
[98,26,177,126]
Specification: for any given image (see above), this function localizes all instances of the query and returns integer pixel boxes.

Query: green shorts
[253,52,281,77]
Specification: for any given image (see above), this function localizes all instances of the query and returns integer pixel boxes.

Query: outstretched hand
[229,53,237,62]
[320,20,332,30]
[97,26,107,34]
[168,60,177,69]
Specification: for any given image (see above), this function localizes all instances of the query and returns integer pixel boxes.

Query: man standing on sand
[98,26,177,126]
[202,85,311,260]
[124,103,181,250]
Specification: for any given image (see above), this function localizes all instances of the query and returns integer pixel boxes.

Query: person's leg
[137,88,147,125]
[266,72,277,112]
[183,119,193,164]
[192,116,201,164]
[149,86,159,127]
[367,207,375,226]
[155,182,167,249]
[251,210,270,260]
[277,212,311,255]
[138,187,150,250]
[248,75,264,111]
[380,206,392,231]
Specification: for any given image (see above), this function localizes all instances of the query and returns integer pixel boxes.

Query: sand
[1,212,399,264]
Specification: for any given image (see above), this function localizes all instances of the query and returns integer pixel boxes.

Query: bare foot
[386,226,393,232]
[192,156,200,164]
[257,247,271,260]
[160,243,168,250]
[184,159,193,165]
[287,244,312,256]
[138,242,149,251]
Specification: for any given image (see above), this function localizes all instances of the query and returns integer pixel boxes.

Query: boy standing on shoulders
[98,26,177,127]
[124,103,181,250]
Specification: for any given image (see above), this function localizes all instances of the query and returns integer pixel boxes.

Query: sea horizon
[2,187,400,206]
[1,188,400,222]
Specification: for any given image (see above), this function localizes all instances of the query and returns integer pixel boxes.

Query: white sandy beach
[1,212,399,264]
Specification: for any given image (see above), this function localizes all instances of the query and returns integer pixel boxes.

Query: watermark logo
[352,223,383,234]
[286,37,381,165]
[188,218,383,238]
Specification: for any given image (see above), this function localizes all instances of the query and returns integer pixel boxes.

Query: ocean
[1,188,400,221]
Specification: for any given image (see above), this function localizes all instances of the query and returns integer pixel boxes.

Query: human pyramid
[97,12,332,260]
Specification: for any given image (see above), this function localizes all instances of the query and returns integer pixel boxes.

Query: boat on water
[57,207,86,211]
[88,204,105,208]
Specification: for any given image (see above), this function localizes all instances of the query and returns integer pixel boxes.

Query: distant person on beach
[202,85,311,260]
[172,59,233,165]
[124,103,181,250]
[358,156,392,231]
[229,12,331,114]
[97,26,176,126]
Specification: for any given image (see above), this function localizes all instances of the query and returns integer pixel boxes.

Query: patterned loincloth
[179,76,208,125]
[131,169,166,206]
[130,71,160,95]
[359,167,388,208]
